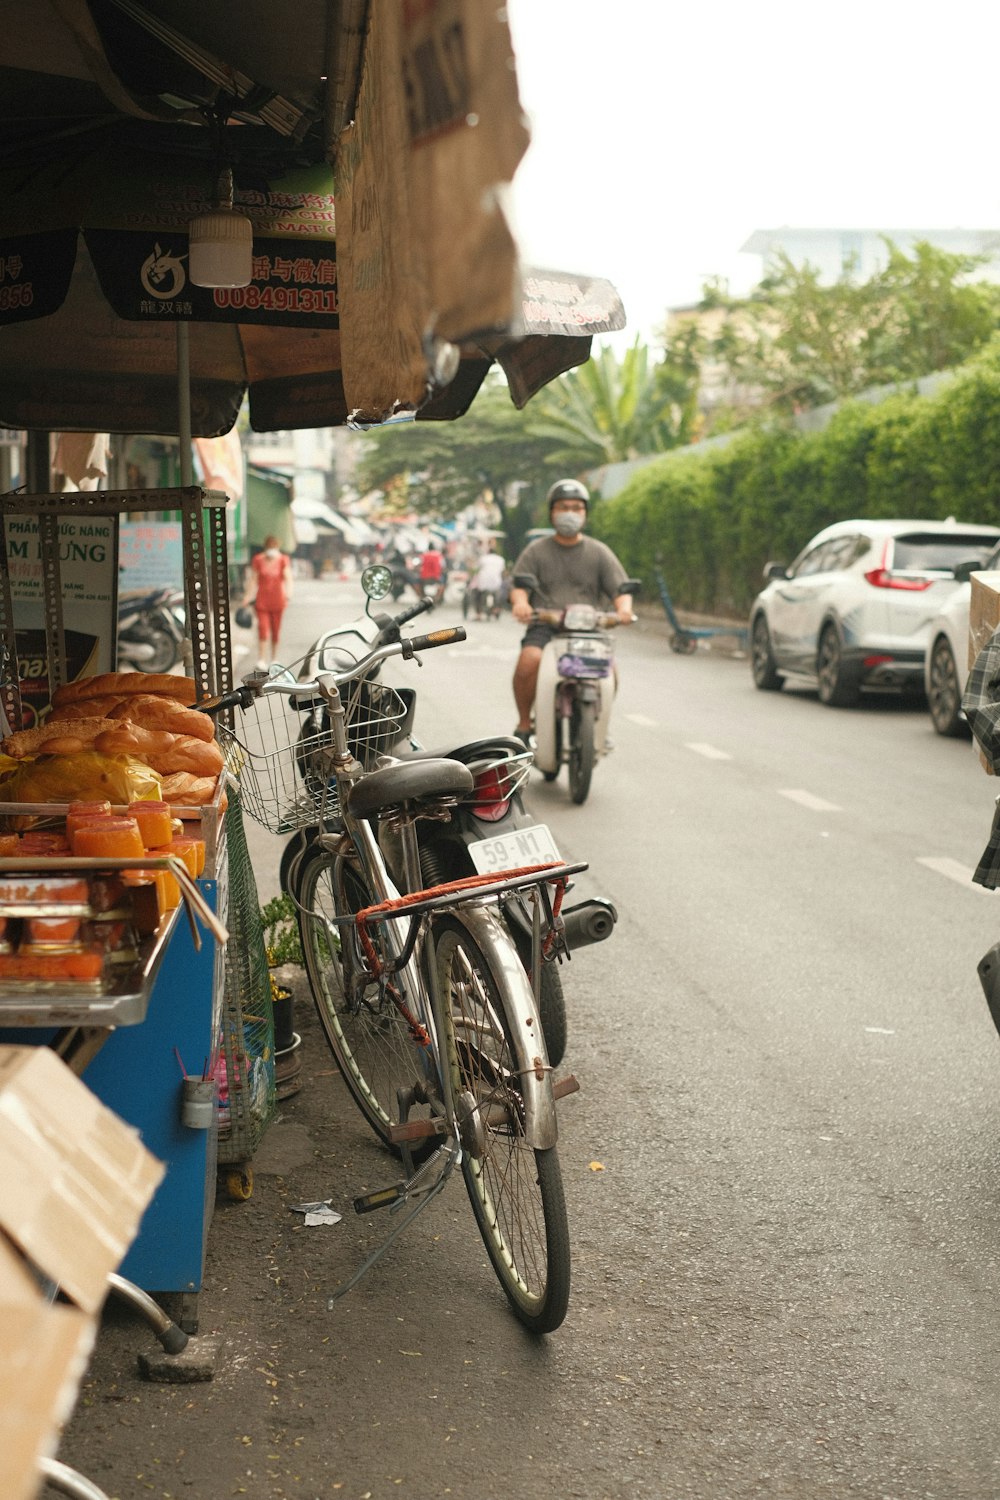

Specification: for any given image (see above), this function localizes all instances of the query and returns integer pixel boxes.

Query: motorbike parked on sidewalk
[117,586,186,673]
[278,566,618,1066]
[515,572,641,805]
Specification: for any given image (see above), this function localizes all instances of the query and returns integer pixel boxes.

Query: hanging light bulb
[189,165,253,288]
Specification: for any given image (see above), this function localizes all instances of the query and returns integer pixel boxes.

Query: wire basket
[216,664,407,835]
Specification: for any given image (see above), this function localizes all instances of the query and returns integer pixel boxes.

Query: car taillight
[472,767,511,822]
[863,567,932,591]
[863,540,932,590]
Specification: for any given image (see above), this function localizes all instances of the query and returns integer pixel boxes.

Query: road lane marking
[684,742,732,761]
[779,789,841,813]
[625,713,658,727]
[917,856,993,894]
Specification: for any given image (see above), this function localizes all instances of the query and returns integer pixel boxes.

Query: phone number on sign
[212,285,338,314]
[0,282,33,312]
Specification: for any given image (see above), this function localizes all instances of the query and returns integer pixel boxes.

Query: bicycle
[210,607,580,1332]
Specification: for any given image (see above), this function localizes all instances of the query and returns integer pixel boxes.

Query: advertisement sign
[5,513,116,728]
[119,521,184,590]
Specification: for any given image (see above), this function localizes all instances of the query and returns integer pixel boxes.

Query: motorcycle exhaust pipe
[559,898,618,951]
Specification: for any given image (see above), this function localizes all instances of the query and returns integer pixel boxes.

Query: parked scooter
[117,586,186,673]
[280,565,618,1066]
[514,572,641,805]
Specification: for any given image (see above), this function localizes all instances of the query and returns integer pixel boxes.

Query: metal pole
[177,322,193,485]
[25,429,51,492]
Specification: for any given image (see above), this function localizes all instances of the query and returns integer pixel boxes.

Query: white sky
[505,0,1000,350]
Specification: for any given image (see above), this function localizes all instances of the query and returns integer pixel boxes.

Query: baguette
[48,696,126,722]
[94,725,224,778]
[2,716,119,758]
[107,694,215,743]
[160,772,219,805]
[51,672,198,708]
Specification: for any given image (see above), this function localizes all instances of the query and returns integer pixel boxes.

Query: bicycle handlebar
[529,608,625,629]
[391,596,435,630]
[221,623,469,708]
[401,626,466,658]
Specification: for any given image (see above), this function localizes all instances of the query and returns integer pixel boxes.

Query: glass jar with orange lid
[65,801,113,838]
[147,837,205,879]
[128,801,175,849]
[70,817,145,859]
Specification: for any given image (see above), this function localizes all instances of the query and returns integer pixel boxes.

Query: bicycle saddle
[346,756,474,818]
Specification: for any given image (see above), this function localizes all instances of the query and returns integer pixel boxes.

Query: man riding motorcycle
[509,479,634,745]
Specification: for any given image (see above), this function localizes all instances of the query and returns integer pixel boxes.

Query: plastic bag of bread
[0,751,162,826]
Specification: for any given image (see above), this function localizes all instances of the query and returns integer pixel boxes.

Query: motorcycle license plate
[468,823,561,875]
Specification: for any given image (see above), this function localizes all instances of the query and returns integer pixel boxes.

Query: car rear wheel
[816,623,861,707]
[928,636,968,737]
[751,614,783,691]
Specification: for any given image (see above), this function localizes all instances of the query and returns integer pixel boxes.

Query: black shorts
[520,623,558,650]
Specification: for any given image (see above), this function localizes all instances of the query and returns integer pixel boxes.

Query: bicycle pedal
[551,1073,581,1100]
[387,1116,448,1145]
[353,1183,406,1214]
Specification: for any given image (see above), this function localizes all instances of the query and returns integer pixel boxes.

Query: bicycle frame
[216,631,581,1327]
[301,670,567,1152]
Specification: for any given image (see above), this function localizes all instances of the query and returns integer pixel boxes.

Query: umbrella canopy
[0,144,623,434]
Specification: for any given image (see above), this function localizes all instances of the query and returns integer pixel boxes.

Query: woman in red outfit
[242,535,293,668]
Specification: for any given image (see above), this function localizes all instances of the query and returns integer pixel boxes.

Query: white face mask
[264,547,280,557]
[552,511,585,538]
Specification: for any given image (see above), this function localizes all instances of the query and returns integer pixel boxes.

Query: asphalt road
[62,576,1000,1499]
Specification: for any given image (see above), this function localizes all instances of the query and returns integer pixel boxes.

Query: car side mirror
[763,562,788,581]
[952,559,979,583]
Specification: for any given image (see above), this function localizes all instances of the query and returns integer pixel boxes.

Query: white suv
[750,518,1000,708]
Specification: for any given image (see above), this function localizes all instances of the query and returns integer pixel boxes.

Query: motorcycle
[279,565,618,1066]
[514,572,641,805]
[117,586,186,674]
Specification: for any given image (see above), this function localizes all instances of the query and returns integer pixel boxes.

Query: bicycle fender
[447,903,558,1151]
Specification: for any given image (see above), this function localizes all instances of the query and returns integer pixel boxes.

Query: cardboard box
[967,572,1000,774]
[0,1236,94,1500]
[968,570,1000,671]
[0,1045,163,1500]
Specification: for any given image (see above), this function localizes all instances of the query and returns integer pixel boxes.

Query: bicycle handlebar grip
[393,596,435,628]
[402,626,467,656]
[197,685,256,716]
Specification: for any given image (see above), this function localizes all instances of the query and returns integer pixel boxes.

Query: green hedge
[591,341,1000,617]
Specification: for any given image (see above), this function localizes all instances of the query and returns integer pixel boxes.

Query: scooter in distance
[280,565,618,1066]
[117,586,186,673]
[515,573,641,805]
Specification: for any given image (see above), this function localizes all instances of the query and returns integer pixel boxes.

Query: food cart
[0,485,273,1332]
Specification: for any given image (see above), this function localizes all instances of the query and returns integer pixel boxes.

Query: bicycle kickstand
[326,1138,461,1308]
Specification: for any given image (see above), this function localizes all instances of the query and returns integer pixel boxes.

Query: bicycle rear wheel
[434,916,570,1333]
[297,845,434,1153]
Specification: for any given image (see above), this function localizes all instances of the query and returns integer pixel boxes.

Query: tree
[691,242,1000,424]
[352,339,697,549]
[352,374,566,553]
[523,337,696,468]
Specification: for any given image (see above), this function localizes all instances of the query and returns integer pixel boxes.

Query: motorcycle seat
[401,736,528,764]
[346,756,474,818]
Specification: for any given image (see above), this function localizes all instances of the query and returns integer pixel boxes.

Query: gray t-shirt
[512,534,629,612]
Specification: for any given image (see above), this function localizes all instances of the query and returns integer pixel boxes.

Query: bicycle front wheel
[297,846,434,1153]
[435,917,570,1333]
